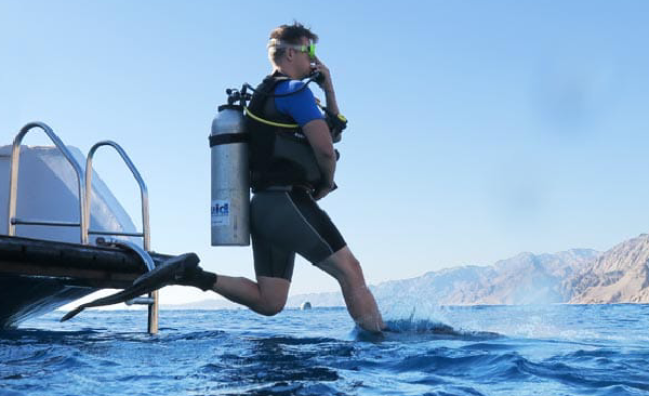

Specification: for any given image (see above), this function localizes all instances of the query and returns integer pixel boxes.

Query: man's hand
[311,56,334,92]
[313,182,336,201]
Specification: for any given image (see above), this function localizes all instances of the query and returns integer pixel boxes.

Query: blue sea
[1,305,649,396]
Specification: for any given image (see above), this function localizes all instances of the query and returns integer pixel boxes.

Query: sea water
[1,305,648,396]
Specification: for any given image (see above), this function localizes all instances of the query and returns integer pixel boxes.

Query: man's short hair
[268,22,318,65]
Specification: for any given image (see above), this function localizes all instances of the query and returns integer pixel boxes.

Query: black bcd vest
[247,73,322,191]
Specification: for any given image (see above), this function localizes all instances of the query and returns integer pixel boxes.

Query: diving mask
[268,39,316,60]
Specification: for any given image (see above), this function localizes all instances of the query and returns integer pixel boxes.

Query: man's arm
[312,56,340,116]
[302,118,336,199]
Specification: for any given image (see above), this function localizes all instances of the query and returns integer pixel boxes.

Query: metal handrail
[7,122,88,244]
[96,237,155,271]
[84,141,150,251]
[84,141,157,334]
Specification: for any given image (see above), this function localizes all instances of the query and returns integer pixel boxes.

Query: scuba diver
[63,22,385,334]
[212,22,386,333]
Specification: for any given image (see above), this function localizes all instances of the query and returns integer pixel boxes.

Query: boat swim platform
[0,235,171,329]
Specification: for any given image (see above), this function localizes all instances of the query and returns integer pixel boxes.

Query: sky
[1,0,649,305]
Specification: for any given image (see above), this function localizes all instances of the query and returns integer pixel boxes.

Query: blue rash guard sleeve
[274,80,324,127]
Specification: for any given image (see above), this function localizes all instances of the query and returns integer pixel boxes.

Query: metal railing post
[7,122,88,244]
[84,141,158,334]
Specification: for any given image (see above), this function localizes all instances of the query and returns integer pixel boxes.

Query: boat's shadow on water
[352,319,503,343]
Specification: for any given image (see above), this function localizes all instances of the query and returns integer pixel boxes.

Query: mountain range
[165,233,649,309]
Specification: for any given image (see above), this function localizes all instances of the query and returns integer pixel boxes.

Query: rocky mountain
[480,249,598,304]
[569,234,649,303]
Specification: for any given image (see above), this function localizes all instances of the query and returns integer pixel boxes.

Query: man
[141,23,385,333]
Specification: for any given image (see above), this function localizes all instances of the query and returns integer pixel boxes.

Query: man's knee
[343,257,365,283]
[255,299,286,317]
[254,276,290,316]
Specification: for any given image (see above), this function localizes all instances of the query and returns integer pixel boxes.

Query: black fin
[60,253,200,322]
[133,253,199,287]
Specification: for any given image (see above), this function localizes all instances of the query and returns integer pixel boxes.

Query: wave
[3,307,649,396]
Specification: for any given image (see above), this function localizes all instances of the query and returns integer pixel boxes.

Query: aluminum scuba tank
[209,91,250,246]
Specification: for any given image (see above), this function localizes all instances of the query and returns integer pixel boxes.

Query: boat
[0,122,172,333]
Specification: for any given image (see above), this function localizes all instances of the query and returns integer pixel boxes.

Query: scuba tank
[209,88,251,246]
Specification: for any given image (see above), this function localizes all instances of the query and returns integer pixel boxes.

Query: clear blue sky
[2,1,649,304]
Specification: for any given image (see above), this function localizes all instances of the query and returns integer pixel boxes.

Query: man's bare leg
[316,246,385,333]
[209,275,290,317]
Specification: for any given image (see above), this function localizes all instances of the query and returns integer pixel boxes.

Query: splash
[352,307,502,342]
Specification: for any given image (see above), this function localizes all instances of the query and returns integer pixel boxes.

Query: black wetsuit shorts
[250,188,346,281]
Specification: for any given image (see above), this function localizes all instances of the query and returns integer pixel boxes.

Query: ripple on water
[2,306,649,396]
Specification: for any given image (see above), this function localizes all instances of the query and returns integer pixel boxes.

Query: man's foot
[174,266,218,291]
